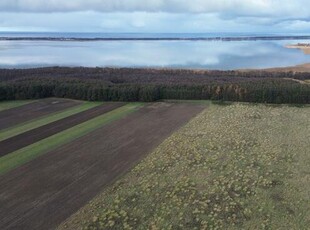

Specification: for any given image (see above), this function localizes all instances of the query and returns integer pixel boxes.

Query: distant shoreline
[286,43,310,54]
[1,35,310,42]
[1,63,310,73]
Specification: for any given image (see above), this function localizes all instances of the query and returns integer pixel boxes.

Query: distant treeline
[0,67,309,104]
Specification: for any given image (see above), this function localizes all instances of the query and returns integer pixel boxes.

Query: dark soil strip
[0,103,204,230]
[0,98,82,130]
[0,102,125,156]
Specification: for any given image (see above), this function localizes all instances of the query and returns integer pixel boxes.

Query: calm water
[0,33,310,69]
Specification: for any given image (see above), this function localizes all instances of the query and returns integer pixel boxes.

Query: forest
[0,67,309,104]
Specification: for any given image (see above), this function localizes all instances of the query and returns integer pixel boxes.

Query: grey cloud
[1,11,310,34]
[0,0,310,19]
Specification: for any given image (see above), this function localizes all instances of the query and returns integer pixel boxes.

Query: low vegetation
[0,103,143,175]
[59,103,310,230]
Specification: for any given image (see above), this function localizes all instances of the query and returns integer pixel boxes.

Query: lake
[0,33,310,69]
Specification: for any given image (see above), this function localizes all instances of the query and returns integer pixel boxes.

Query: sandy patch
[286,44,310,55]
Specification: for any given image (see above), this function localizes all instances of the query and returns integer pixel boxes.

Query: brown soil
[0,102,204,230]
[0,98,82,130]
[286,45,310,55]
[238,63,310,73]
[265,63,310,73]
[0,102,125,156]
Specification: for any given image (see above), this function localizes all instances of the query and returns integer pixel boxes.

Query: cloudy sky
[0,0,310,33]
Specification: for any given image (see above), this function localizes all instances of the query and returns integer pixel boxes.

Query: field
[0,99,309,230]
[58,103,310,230]
[0,102,125,156]
[0,99,203,230]
[0,100,34,111]
[0,103,144,175]
[0,98,82,130]
[0,101,102,141]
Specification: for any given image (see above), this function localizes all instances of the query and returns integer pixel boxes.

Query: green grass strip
[0,102,102,141]
[0,103,143,175]
[0,100,34,112]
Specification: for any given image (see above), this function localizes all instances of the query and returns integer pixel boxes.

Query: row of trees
[1,66,310,82]
[0,77,309,104]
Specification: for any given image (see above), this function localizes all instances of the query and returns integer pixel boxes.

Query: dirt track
[0,103,204,230]
[0,102,125,156]
[0,98,82,130]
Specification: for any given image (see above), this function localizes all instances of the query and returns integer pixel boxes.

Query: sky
[0,0,310,33]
